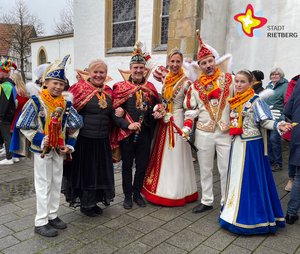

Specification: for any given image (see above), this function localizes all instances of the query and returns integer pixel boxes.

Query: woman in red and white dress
[142,49,198,206]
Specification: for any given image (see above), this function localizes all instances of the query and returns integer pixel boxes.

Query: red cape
[111,80,159,162]
[112,80,158,109]
[69,79,112,111]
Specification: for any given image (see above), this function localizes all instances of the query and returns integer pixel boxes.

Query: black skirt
[63,135,115,208]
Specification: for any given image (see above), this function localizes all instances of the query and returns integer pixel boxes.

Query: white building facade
[31,0,300,88]
[30,33,75,84]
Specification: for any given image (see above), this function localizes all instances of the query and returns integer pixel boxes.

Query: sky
[0,0,68,35]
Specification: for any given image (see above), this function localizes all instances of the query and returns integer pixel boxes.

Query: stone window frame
[105,0,139,55]
[152,0,169,52]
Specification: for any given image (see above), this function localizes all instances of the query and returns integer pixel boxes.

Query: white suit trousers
[33,151,64,226]
[195,128,231,206]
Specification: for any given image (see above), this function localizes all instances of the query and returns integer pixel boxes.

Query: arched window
[38,49,47,64]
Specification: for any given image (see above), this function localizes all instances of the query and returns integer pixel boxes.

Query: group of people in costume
[9,29,297,238]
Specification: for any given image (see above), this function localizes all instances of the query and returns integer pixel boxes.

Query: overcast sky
[0,0,68,35]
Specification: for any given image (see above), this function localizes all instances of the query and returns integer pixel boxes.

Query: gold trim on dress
[233,141,246,223]
[233,217,285,229]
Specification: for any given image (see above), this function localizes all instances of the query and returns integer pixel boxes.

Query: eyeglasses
[271,73,280,76]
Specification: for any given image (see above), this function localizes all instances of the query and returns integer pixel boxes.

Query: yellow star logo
[234,4,267,37]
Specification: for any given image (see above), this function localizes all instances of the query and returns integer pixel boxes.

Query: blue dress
[219,95,285,235]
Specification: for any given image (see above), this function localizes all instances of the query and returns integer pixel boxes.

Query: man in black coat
[284,79,300,224]
[0,61,16,165]
[112,44,159,209]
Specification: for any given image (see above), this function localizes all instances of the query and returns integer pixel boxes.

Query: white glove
[184,109,200,119]
[269,105,281,120]
[181,126,191,137]
[163,112,172,123]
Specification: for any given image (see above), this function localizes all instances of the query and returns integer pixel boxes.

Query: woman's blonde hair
[87,59,107,72]
[10,73,29,97]
[167,48,183,62]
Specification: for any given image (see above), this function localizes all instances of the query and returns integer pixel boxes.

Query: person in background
[26,63,50,96]
[284,78,300,224]
[265,67,288,172]
[8,73,30,163]
[219,70,292,234]
[283,74,300,191]
[282,74,300,192]
[252,70,264,94]
[14,55,83,237]
[0,59,17,165]
[10,73,29,131]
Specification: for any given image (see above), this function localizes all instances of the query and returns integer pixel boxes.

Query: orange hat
[196,30,214,62]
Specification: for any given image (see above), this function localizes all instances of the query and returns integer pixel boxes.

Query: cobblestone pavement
[0,143,299,254]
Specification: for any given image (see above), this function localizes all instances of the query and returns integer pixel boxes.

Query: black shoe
[93,205,103,215]
[192,203,213,213]
[48,217,67,229]
[285,214,299,225]
[133,193,146,207]
[272,164,282,172]
[123,196,133,209]
[80,207,98,217]
[34,224,58,237]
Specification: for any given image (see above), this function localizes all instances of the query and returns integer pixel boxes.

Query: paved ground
[0,142,299,254]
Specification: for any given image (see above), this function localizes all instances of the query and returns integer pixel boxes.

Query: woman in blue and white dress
[219,70,293,235]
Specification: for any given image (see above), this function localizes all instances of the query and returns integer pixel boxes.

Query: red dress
[10,95,29,131]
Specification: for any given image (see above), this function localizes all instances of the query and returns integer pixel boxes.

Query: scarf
[40,89,66,135]
[163,68,184,112]
[228,88,255,135]
[199,67,221,100]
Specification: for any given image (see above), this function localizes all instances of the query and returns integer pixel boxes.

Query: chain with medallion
[96,89,108,109]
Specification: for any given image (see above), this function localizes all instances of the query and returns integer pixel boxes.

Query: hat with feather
[130,41,146,65]
[196,30,214,62]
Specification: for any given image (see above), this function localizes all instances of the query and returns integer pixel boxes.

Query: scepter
[133,102,147,143]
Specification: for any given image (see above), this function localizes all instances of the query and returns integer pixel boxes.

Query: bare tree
[54,0,74,34]
[0,0,44,80]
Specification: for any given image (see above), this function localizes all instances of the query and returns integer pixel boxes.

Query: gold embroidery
[227,189,235,208]
[146,170,154,185]
[196,120,215,132]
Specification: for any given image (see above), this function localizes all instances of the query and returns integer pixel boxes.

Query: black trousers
[0,122,12,159]
[120,132,151,197]
[0,130,4,146]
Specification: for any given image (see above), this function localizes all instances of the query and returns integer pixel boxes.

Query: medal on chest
[230,110,239,127]
[96,92,107,109]
[210,98,219,106]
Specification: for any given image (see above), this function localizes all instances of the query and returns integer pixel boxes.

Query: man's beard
[206,67,215,76]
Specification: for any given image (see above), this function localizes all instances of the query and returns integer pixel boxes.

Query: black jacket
[284,79,300,166]
[79,95,128,139]
[0,79,16,123]
[253,81,264,94]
